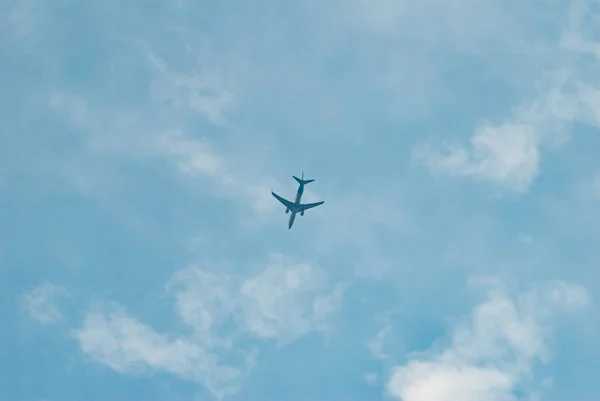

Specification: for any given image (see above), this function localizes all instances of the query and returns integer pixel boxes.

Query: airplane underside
[271,173,325,229]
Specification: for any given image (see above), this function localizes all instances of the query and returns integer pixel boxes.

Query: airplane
[271,172,325,229]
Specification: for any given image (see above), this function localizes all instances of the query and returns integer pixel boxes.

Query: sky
[2,0,600,400]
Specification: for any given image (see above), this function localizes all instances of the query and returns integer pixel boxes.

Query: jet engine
[285,208,289,213]
[300,210,304,216]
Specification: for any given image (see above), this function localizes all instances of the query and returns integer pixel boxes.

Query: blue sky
[2,0,600,400]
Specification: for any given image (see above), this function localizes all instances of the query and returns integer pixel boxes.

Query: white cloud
[411,0,600,192]
[21,283,67,324]
[74,254,345,398]
[165,267,238,349]
[411,67,600,193]
[238,255,346,344]
[386,279,589,401]
[166,254,346,345]
[74,303,251,400]
[412,123,540,193]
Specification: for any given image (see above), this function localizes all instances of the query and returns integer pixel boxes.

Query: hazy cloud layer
[4,0,600,400]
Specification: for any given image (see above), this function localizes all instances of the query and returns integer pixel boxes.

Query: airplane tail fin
[293,172,314,185]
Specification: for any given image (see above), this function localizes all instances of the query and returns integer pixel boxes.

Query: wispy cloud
[367,325,393,360]
[410,65,591,194]
[21,283,68,324]
[144,44,236,126]
[412,123,540,193]
[364,372,378,385]
[74,302,254,400]
[1,0,37,37]
[238,254,347,344]
[5,0,600,399]
[46,89,279,218]
[409,1,600,193]
[386,278,590,401]
[166,253,346,346]
[351,0,543,53]
[411,67,600,193]
[40,30,278,220]
[73,253,346,398]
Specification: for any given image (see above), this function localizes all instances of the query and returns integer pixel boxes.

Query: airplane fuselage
[271,173,323,230]
[288,184,304,229]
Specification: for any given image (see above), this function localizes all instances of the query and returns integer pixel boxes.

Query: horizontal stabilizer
[293,175,314,185]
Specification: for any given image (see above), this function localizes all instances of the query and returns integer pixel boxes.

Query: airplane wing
[271,191,294,209]
[297,201,324,212]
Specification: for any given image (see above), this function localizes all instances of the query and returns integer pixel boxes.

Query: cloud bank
[387,279,589,401]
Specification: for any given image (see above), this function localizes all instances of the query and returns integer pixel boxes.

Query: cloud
[21,283,68,324]
[365,372,378,385]
[7,1,600,400]
[335,0,564,64]
[367,325,393,360]
[156,130,280,217]
[167,254,347,345]
[386,279,590,401]
[352,0,532,50]
[73,254,345,398]
[157,130,229,178]
[74,303,252,399]
[145,46,235,126]
[41,32,279,220]
[47,90,279,217]
[331,0,564,115]
[410,69,599,193]
[410,65,594,194]
[238,254,346,344]
[410,0,600,193]
[412,123,540,193]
